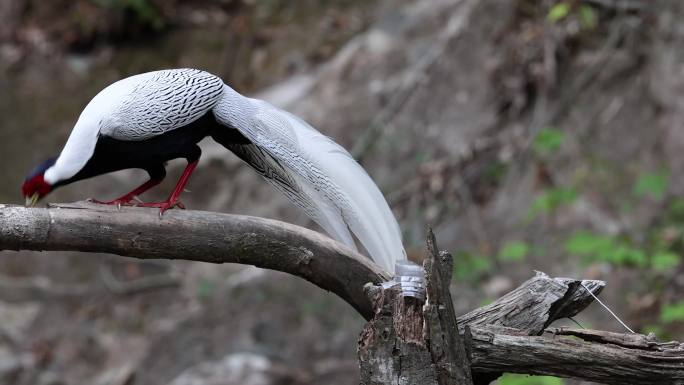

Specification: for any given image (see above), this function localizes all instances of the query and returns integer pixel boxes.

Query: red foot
[141,160,198,218]
[87,160,197,218]
[86,178,163,209]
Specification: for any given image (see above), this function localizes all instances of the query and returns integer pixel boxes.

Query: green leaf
[533,127,565,156]
[634,172,669,200]
[661,301,684,324]
[484,160,509,184]
[498,241,530,262]
[667,198,684,222]
[608,245,647,267]
[564,232,647,267]
[642,324,670,340]
[529,187,578,218]
[498,373,565,385]
[453,251,492,281]
[651,252,680,271]
[565,231,613,256]
[547,2,571,23]
[579,5,598,29]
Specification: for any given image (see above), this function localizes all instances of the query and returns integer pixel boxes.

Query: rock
[0,345,21,382]
[0,301,40,343]
[169,353,274,385]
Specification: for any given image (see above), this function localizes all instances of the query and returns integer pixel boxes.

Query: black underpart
[55,111,252,188]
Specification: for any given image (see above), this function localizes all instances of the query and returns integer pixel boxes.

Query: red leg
[89,178,164,207]
[136,160,199,216]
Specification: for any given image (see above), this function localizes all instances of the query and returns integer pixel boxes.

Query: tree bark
[0,202,388,319]
[457,271,605,334]
[468,326,684,384]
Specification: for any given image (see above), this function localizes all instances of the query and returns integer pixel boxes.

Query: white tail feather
[214,85,406,271]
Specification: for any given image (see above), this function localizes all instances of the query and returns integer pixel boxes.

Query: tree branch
[467,325,684,384]
[0,202,389,319]
[458,271,606,334]
[456,273,684,384]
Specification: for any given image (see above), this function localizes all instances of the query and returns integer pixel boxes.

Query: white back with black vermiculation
[43,68,406,272]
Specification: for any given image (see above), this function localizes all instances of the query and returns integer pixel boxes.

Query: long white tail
[213,84,406,272]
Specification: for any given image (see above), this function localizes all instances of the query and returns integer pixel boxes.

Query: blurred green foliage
[651,251,680,272]
[528,187,578,218]
[453,251,493,281]
[547,3,571,23]
[498,241,529,262]
[633,171,669,200]
[578,4,598,29]
[92,0,165,30]
[666,198,684,222]
[547,1,597,30]
[484,160,509,185]
[498,373,564,385]
[661,301,684,324]
[564,231,647,267]
[533,127,565,156]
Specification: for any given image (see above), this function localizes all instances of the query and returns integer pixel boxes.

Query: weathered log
[458,272,605,334]
[468,326,684,384]
[457,271,606,384]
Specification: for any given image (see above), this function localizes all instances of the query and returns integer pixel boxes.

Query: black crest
[25,157,57,180]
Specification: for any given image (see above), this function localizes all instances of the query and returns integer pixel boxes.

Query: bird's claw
[133,200,185,218]
[88,197,185,217]
[158,202,185,218]
[87,197,137,208]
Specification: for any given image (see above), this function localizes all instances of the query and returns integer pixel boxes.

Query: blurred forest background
[0,0,683,384]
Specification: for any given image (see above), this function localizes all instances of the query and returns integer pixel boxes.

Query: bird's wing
[227,102,405,272]
[101,69,224,141]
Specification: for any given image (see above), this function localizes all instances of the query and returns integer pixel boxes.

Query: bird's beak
[25,193,39,207]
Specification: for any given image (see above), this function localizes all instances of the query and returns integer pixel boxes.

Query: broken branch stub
[358,229,473,385]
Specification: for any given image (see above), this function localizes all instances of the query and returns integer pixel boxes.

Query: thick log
[455,264,606,384]
[467,325,684,384]
[0,203,389,319]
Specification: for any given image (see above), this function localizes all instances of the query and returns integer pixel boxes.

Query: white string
[580,282,635,333]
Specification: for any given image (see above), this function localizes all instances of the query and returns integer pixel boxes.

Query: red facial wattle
[21,174,52,203]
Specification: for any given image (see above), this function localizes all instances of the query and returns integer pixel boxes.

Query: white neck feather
[44,73,150,185]
[44,114,100,185]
